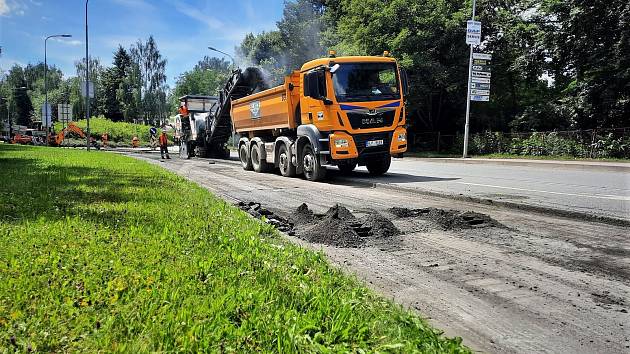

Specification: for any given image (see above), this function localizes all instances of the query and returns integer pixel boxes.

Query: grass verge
[0,144,469,352]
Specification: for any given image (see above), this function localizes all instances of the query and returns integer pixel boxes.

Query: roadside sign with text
[80,81,95,98]
[470,52,492,102]
[41,103,52,127]
[471,82,490,90]
[471,77,491,84]
[466,20,481,45]
[471,95,489,102]
[58,103,72,123]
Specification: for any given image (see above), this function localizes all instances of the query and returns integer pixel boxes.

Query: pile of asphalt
[292,204,401,248]
[390,207,501,230]
[238,201,401,248]
[237,201,295,235]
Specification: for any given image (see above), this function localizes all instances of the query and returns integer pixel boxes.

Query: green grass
[0,144,469,353]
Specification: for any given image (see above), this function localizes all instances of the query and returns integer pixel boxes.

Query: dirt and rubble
[134,154,630,354]
[238,202,401,248]
[389,206,502,230]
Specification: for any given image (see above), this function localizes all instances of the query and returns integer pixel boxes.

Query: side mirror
[304,71,321,99]
[401,68,410,97]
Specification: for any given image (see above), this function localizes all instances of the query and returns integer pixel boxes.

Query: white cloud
[0,0,10,16]
[174,1,223,29]
[0,0,27,16]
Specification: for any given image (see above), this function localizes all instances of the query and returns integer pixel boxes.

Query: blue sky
[0,0,284,86]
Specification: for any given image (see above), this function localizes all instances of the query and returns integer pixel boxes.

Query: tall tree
[98,46,134,121]
[130,36,168,125]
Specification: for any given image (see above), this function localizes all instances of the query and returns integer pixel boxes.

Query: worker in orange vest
[101,132,109,148]
[159,131,170,159]
[178,103,189,117]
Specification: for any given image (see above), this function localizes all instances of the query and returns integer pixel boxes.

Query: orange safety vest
[179,106,188,116]
[159,134,168,146]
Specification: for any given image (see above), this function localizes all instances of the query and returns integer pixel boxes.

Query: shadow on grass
[0,151,168,228]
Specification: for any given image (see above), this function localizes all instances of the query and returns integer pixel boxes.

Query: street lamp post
[85,0,91,150]
[208,46,236,70]
[44,34,72,144]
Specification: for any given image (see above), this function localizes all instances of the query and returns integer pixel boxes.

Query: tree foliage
[235,0,630,136]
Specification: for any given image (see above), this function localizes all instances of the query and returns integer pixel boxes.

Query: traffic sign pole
[463,0,476,158]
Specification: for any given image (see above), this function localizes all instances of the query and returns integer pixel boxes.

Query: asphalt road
[344,157,630,221]
[128,150,630,354]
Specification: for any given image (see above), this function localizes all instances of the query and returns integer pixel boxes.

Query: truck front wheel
[278,144,296,177]
[239,144,253,170]
[251,144,270,173]
[302,144,326,181]
[366,156,391,175]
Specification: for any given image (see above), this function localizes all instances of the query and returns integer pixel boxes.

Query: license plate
[366,139,384,147]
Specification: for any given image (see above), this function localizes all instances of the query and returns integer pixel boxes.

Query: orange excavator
[48,123,86,147]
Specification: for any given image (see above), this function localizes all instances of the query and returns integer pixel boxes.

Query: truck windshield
[332,63,400,102]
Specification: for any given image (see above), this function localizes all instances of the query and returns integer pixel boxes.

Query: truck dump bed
[231,74,299,133]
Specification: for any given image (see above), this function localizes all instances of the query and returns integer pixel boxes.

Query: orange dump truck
[231,52,409,181]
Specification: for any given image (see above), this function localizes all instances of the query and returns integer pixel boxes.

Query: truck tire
[278,143,296,177]
[179,141,191,159]
[251,143,270,173]
[302,144,326,181]
[239,144,253,170]
[366,156,391,175]
[337,160,357,175]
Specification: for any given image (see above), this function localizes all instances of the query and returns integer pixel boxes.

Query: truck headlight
[397,132,406,142]
[334,138,349,148]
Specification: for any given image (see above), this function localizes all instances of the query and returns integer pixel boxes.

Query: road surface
[129,151,629,354]
[341,157,629,221]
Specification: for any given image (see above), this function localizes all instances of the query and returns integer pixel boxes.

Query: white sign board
[471,77,491,84]
[469,52,492,103]
[471,89,490,96]
[473,53,492,60]
[58,103,72,123]
[41,103,52,127]
[80,81,95,98]
[466,20,481,45]
[471,95,490,102]
[472,71,491,78]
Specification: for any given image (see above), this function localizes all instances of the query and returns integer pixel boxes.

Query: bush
[591,133,629,158]
[59,116,154,143]
[510,132,588,157]
[471,131,511,155]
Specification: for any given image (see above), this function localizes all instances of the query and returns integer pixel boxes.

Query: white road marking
[455,182,630,201]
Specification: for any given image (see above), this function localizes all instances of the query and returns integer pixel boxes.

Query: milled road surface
[130,152,629,353]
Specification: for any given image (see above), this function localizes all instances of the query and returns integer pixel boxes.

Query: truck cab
[298,53,409,175]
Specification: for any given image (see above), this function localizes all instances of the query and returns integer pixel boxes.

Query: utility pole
[44,34,72,144]
[462,0,477,158]
[85,0,91,151]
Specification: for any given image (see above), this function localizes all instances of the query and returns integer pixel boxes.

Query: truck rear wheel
[179,141,191,159]
[278,143,296,177]
[302,144,326,181]
[239,144,253,170]
[366,156,391,176]
[251,144,270,173]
